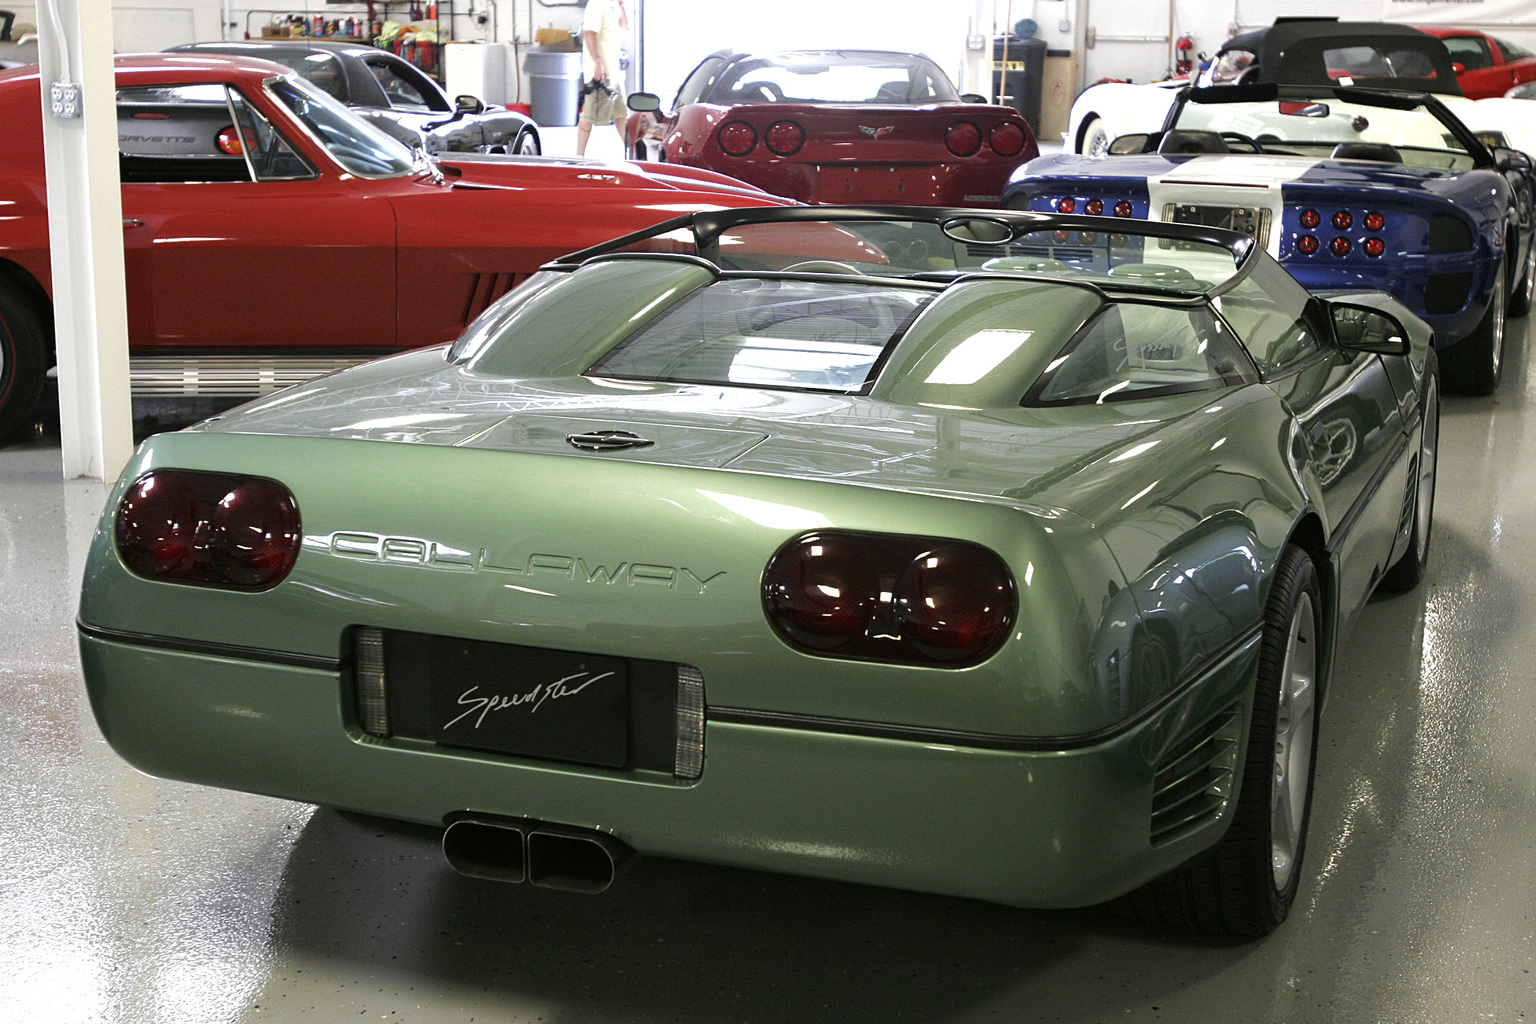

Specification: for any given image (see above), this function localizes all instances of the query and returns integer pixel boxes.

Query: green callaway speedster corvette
[78,207,1438,937]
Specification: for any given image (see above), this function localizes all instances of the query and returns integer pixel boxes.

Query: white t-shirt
[581,0,627,83]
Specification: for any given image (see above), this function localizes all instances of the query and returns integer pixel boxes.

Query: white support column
[963,0,990,98]
[38,0,132,482]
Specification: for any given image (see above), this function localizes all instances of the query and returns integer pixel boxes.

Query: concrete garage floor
[2,323,1534,1023]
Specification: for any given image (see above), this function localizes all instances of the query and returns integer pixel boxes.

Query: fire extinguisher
[1175,34,1195,76]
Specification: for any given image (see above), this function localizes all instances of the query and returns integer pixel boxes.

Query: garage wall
[8,0,1536,112]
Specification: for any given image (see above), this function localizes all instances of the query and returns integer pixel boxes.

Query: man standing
[576,0,629,156]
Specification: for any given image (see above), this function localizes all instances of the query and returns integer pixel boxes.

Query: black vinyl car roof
[1214,19,1464,96]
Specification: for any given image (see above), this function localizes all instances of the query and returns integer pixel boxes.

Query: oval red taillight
[1114,200,1133,218]
[989,122,1026,156]
[1299,209,1321,229]
[1297,235,1319,255]
[764,119,804,156]
[1330,236,1352,256]
[1363,236,1385,257]
[717,121,758,157]
[1057,197,1076,214]
[116,470,300,590]
[1332,210,1353,231]
[763,531,1016,666]
[1365,212,1385,232]
[945,121,981,157]
[1085,198,1104,216]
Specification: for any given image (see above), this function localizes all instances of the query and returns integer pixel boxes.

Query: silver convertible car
[79,208,1437,937]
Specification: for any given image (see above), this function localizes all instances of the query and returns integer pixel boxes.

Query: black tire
[1381,358,1439,592]
[0,284,48,443]
[1117,545,1322,937]
[1510,236,1536,318]
[1443,256,1506,395]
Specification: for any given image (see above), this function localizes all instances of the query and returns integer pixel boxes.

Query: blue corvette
[1004,84,1536,393]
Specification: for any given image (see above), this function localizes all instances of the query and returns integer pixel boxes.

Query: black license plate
[426,639,629,768]
[1172,203,1261,236]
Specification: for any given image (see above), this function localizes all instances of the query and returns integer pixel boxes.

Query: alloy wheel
[1271,591,1317,892]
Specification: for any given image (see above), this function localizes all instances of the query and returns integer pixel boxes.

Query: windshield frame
[262,72,426,179]
[1165,83,1494,169]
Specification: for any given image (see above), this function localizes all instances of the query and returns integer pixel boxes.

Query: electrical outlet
[49,82,81,119]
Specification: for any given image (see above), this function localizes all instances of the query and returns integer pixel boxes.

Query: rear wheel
[514,129,540,156]
[1381,363,1439,591]
[1510,237,1536,317]
[1117,545,1321,936]
[1444,256,1506,395]
[0,284,48,442]
[1080,116,1109,157]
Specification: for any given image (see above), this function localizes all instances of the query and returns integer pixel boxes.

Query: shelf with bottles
[374,1,453,77]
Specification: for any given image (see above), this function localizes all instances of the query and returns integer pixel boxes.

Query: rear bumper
[79,627,1260,908]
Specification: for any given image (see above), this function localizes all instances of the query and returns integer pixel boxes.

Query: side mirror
[1453,62,1467,75]
[1107,133,1150,155]
[1331,304,1409,354]
[627,91,662,113]
[1495,146,1532,173]
[959,92,989,104]
[454,95,486,115]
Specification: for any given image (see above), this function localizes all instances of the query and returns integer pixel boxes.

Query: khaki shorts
[580,80,627,124]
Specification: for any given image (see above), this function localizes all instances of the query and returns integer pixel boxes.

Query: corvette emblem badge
[859,125,895,138]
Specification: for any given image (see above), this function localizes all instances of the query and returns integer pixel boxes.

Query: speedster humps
[1005,84,1536,394]
[80,207,1438,937]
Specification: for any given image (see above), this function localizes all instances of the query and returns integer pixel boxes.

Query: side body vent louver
[1150,705,1243,846]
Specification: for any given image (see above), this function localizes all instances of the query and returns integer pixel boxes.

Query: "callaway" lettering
[325,531,726,595]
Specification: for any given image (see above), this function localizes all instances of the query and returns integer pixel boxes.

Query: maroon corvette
[624,50,1038,207]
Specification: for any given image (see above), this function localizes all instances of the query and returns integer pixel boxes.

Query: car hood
[196,346,1277,524]
[439,152,784,200]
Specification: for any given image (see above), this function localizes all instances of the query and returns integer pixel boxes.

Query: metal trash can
[526,49,581,127]
[993,35,1048,133]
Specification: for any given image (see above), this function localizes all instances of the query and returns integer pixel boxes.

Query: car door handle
[1308,422,1329,446]
[122,218,144,229]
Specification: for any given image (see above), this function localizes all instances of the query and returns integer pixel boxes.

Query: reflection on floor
[1,320,1532,1023]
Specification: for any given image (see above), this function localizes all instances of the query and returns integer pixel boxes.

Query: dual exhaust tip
[442,816,635,894]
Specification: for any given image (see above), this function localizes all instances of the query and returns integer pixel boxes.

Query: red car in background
[1418,26,1536,98]
[624,50,1038,207]
[0,55,785,439]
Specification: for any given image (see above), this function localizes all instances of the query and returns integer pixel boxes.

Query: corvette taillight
[1365,212,1385,232]
[115,470,301,590]
[1057,197,1076,213]
[717,121,757,157]
[989,122,1026,156]
[762,531,1016,666]
[1114,200,1133,218]
[1085,198,1104,215]
[765,119,804,156]
[1299,209,1321,229]
[1330,236,1352,256]
[1297,235,1319,255]
[216,126,243,156]
[1332,210,1353,231]
[945,122,981,157]
[1363,237,1385,257]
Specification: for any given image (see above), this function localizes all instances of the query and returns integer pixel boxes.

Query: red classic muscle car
[0,54,785,439]
[624,50,1038,208]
